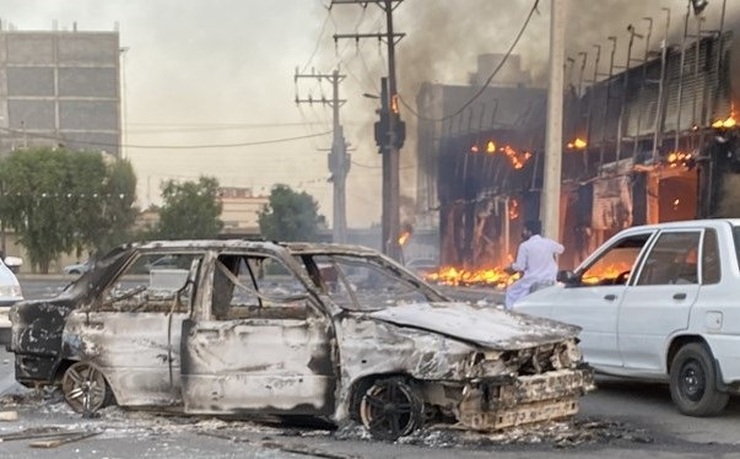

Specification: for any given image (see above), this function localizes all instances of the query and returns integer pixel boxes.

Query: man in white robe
[505,220,564,310]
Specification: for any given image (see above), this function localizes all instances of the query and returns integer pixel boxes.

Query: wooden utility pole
[541,0,567,240]
[294,69,349,243]
[332,0,405,260]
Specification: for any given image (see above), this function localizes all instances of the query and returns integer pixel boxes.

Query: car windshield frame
[303,252,447,312]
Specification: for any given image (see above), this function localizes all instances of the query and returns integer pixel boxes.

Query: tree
[77,158,138,254]
[258,184,326,242]
[0,148,138,272]
[155,176,223,239]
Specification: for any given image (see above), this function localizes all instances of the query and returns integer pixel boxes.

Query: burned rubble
[0,386,655,452]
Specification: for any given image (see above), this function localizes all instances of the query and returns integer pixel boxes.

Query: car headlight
[0,284,23,300]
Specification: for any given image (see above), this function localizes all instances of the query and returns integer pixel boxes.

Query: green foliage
[155,176,223,240]
[0,148,138,272]
[258,184,326,242]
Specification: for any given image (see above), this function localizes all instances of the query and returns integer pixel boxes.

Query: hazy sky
[3,0,738,228]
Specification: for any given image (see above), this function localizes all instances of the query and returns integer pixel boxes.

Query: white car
[515,219,740,417]
[0,258,23,344]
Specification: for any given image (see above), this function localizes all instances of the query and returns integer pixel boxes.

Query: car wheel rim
[679,359,705,402]
[360,381,418,440]
[62,362,107,414]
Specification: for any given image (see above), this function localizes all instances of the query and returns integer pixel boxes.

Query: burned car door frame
[180,249,337,416]
[61,250,204,407]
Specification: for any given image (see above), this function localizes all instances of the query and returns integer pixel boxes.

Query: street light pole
[541,0,567,241]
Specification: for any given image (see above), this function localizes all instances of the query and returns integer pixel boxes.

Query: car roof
[132,239,380,256]
[619,219,740,233]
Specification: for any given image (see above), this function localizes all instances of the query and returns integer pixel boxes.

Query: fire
[509,199,520,220]
[665,151,693,168]
[581,263,633,285]
[501,145,532,170]
[398,231,411,246]
[567,137,588,150]
[468,140,532,169]
[425,266,519,289]
[712,116,736,129]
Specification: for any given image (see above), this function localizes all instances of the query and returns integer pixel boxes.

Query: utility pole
[541,0,567,241]
[332,0,405,260]
[294,69,349,243]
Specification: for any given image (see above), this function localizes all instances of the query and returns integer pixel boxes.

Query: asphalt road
[1,278,739,458]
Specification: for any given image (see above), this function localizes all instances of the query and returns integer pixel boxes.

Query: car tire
[358,377,424,441]
[69,269,81,275]
[669,343,729,417]
[61,361,115,416]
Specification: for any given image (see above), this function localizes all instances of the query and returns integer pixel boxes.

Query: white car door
[618,229,705,374]
[518,231,655,371]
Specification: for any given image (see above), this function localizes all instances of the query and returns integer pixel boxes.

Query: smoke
[317,0,740,227]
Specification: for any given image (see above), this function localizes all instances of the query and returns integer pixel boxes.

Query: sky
[2,0,738,228]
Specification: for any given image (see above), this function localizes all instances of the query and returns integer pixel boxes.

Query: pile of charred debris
[0,386,653,452]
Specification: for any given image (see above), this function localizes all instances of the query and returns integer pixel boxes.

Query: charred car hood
[368,301,581,351]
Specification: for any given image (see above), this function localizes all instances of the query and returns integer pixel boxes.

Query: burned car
[9,241,593,440]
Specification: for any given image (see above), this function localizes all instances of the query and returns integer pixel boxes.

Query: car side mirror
[4,256,22,272]
[557,270,578,284]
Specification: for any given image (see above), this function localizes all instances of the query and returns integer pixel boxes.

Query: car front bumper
[456,368,595,430]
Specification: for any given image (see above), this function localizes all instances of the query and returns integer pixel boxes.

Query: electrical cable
[399,0,540,123]
[0,127,332,150]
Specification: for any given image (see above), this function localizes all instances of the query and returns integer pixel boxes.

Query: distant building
[0,26,121,155]
[219,187,269,235]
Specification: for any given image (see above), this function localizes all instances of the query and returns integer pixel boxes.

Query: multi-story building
[0,25,121,155]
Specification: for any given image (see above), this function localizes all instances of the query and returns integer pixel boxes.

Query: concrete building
[0,26,121,155]
[219,187,269,235]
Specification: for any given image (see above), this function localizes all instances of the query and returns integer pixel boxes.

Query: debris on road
[0,410,18,421]
[28,430,101,448]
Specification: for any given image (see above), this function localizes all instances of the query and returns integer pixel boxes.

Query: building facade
[0,27,121,155]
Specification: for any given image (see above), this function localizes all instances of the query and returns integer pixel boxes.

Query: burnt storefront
[418,9,740,282]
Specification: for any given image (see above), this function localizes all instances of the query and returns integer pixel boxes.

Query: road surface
[0,277,739,458]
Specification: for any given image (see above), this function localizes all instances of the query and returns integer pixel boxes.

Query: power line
[0,127,331,150]
[399,0,540,123]
[301,5,333,73]
[128,122,343,134]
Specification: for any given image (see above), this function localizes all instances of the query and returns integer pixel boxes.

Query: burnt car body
[9,240,593,439]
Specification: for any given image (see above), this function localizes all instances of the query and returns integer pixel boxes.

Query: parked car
[515,219,740,417]
[0,258,23,344]
[63,260,91,275]
[8,240,592,440]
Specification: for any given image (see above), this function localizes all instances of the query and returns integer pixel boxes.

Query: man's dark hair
[524,220,542,235]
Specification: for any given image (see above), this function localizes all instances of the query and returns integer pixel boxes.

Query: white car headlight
[0,284,22,300]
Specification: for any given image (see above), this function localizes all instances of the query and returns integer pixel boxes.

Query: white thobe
[505,235,564,309]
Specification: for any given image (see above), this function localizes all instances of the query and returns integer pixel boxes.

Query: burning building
[415,4,740,286]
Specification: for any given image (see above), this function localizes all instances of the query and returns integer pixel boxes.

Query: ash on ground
[2,388,651,450]
[334,418,652,449]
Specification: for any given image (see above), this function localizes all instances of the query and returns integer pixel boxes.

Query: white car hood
[368,301,580,350]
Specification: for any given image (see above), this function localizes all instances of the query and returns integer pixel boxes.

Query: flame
[469,140,532,169]
[673,198,681,210]
[665,151,693,168]
[581,263,633,285]
[398,231,411,246]
[425,266,519,289]
[567,137,588,150]
[508,199,520,220]
[501,145,532,170]
[427,260,633,289]
[712,115,736,129]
